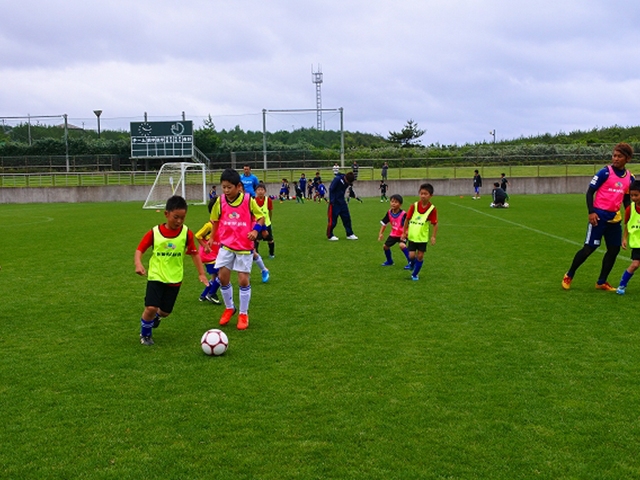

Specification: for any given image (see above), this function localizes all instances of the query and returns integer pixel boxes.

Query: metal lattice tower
[311,64,323,130]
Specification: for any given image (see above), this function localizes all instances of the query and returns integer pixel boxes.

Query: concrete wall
[0,176,590,204]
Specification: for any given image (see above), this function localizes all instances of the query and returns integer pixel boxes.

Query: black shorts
[384,236,405,248]
[407,240,427,253]
[632,248,640,261]
[145,280,181,314]
[256,225,274,242]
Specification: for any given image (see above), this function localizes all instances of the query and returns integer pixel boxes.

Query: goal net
[143,162,207,209]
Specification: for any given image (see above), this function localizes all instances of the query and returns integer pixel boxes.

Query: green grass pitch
[1,193,639,479]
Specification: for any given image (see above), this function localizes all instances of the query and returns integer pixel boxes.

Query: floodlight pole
[340,107,345,168]
[94,110,102,138]
[262,109,267,170]
[64,114,70,172]
[489,129,496,144]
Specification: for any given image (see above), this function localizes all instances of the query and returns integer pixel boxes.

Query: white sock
[253,254,267,273]
[239,285,251,314]
[221,283,234,309]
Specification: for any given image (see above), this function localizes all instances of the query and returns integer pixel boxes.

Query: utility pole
[312,64,323,130]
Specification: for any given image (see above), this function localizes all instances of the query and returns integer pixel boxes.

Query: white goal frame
[143,162,207,209]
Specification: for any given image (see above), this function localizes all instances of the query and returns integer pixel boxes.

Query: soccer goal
[143,162,207,209]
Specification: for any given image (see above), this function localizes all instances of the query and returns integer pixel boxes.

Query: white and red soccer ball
[201,329,229,356]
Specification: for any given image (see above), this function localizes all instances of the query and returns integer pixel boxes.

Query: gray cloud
[2,0,640,144]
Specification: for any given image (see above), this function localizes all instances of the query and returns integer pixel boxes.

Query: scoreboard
[130,120,194,158]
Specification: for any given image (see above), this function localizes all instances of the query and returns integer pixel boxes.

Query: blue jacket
[329,174,349,205]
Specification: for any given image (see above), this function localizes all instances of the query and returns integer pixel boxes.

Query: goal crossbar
[142,162,207,209]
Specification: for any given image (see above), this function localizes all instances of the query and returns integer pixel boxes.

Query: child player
[253,182,273,282]
[378,194,411,267]
[134,195,208,346]
[401,183,438,281]
[617,180,640,294]
[194,201,222,304]
[316,180,328,203]
[209,169,265,330]
[380,180,389,202]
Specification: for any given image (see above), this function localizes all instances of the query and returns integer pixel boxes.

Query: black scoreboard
[130,120,194,158]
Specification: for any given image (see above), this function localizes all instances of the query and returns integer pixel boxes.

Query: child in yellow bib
[401,183,438,281]
[134,195,208,346]
[617,181,640,294]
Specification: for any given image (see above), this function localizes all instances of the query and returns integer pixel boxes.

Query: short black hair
[345,172,355,184]
[166,195,187,212]
[390,194,403,204]
[220,168,241,185]
[494,182,500,187]
[630,180,640,192]
[419,183,434,195]
[256,182,267,192]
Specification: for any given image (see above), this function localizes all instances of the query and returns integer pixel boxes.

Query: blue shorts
[205,264,219,276]
[474,187,480,194]
[584,221,622,248]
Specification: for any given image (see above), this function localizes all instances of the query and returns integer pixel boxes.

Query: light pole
[489,129,496,144]
[93,110,102,138]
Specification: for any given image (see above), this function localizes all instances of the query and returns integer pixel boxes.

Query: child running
[134,195,208,346]
[379,180,389,202]
[617,180,640,294]
[316,181,328,203]
[378,194,411,267]
[253,182,274,282]
[194,201,222,304]
[209,169,265,330]
[401,183,438,281]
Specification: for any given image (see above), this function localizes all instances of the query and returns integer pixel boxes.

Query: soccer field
[1,194,639,479]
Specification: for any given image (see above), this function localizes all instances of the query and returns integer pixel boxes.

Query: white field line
[450,203,629,260]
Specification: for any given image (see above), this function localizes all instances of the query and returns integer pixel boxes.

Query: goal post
[143,162,207,209]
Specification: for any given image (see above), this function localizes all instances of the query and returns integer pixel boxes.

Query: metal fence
[0,163,612,188]
[0,143,627,174]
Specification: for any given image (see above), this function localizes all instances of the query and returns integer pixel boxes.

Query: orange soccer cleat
[219,307,237,326]
[595,282,616,292]
[237,313,249,330]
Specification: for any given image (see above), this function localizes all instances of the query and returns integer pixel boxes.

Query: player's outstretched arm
[191,254,209,286]
[134,250,146,276]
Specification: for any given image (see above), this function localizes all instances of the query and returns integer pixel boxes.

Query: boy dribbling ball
[134,195,208,346]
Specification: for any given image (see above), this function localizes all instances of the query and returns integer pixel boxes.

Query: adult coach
[241,164,260,197]
[327,171,358,241]
[562,142,635,291]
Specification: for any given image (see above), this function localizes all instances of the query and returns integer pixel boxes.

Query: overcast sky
[2,0,640,145]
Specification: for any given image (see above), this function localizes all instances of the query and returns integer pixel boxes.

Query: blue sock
[140,318,153,337]
[210,278,220,295]
[402,247,411,262]
[200,284,212,298]
[384,249,392,263]
[412,260,424,277]
[620,270,634,287]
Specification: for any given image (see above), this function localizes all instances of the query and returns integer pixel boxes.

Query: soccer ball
[201,329,229,356]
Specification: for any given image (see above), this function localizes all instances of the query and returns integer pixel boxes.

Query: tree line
[1,119,640,164]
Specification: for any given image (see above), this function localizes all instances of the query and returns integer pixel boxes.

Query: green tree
[387,119,426,148]
[194,115,221,153]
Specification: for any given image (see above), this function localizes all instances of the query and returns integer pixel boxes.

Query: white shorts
[214,248,253,273]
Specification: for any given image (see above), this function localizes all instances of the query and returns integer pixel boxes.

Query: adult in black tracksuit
[327,172,358,240]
